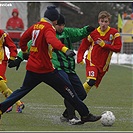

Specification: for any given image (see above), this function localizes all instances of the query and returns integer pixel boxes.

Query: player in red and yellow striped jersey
[77,11,122,93]
[0,29,24,113]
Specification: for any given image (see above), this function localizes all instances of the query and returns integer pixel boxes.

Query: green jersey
[52,26,90,73]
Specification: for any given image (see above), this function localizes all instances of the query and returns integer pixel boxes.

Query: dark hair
[57,14,65,25]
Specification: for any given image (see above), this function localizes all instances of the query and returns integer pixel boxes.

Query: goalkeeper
[8,14,95,124]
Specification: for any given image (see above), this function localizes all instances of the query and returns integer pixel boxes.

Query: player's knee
[87,79,96,87]
[79,91,87,100]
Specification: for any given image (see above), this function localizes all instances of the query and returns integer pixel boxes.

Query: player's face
[98,17,110,32]
[13,12,18,17]
[55,24,65,33]
[52,20,58,27]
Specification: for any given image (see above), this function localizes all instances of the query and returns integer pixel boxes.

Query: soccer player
[0,6,101,124]
[77,11,122,93]
[8,14,95,125]
[0,29,24,113]
[52,14,95,124]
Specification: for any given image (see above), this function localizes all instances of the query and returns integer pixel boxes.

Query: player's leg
[67,73,87,124]
[83,78,96,93]
[42,69,101,124]
[0,78,25,113]
[83,65,98,94]
[0,70,42,114]
[60,99,75,122]
[0,78,13,112]
[69,73,87,100]
[60,73,86,123]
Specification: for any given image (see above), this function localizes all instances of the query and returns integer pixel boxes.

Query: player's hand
[23,53,29,60]
[65,49,76,57]
[96,38,105,47]
[8,59,14,64]
[87,26,95,32]
[15,57,23,70]
[8,57,23,70]
[8,57,15,68]
[8,57,15,65]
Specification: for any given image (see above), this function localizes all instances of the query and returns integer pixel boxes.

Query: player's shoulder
[90,28,98,36]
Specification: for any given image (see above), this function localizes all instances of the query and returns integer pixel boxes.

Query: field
[0,62,132,132]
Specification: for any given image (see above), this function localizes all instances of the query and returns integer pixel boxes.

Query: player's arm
[77,36,91,64]
[5,33,17,59]
[97,33,122,53]
[65,26,95,43]
[17,40,32,60]
[45,29,75,57]
[8,40,32,70]
[5,32,18,67]
[19,26,33,52]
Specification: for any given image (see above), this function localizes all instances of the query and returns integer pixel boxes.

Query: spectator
[6,8,24,48]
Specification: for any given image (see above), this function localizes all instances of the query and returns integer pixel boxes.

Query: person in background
[6,8,24,48]
[0,29,25,113]
[8,14,95,125]
[77,11,122,94]
[2,6,101,125]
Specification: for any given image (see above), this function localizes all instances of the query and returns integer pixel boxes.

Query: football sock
[0,80,12,97]
[0,80,22,106]
[83,82,91,94]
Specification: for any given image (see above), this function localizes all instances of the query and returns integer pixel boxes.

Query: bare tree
[27,2,40,28]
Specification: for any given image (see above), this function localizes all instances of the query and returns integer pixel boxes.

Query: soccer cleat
[6,106,13,113]
[16,102,25,113]
[60,115,69,122]
[69,116,84,125]
[81,113,101,123]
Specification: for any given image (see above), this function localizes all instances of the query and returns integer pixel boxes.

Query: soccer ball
[100,111,115,126]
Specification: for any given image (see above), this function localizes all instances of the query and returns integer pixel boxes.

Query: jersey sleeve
[45,28,65,50]
[77,36,91,63]
[5,33,17,57]
[65,26,90,43]
[103,32,122,52]
[17,40,32,60]
[19,26,33,52]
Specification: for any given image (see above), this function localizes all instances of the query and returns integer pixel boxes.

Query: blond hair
[98,11,112,21]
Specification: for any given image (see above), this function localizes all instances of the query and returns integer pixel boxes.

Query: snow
[6,48,133,65]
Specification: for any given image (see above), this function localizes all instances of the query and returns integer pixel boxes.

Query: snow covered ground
[110,53,133,65]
